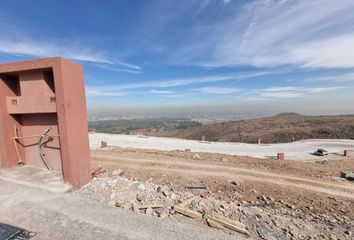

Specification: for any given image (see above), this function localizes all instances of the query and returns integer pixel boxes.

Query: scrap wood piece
[173,205,250,236]
[206,218,224,230]
[210,217,250,236]
[208,213,250,236]
[209,212,247,228]
[92,167,106,177]
[137,204,164,209]
[174,205,203,220]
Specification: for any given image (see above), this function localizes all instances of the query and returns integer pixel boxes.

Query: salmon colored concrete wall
[0,57,91,188]
[54,59,91,187]
[0,76,24,168]
[21,113,62,171]
[6,70,57,114]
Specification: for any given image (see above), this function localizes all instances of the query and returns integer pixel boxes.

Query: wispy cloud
[90,63,142,74]
[309,72,354,82]
[200,0,211,10]
[261,91,303,98]
[0,37,141,71]
[0,19,141,72]
[172,0,354,69]
[195,87,240,94]
[86,71,269,96]
[85,88,127,97]
[0,38,104,63]
[291,33,354,68]
[259,86,342,99]
[149,90,174,94]
[199,0,232,11]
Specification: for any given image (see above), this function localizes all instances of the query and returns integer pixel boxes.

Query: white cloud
[86,71,269,96]
[306,87,342,93]
[175,0,354,69]
[261,91,303,98]
[259,86,342,99]
[195,87,240,94]
[200,0,210,9]
[0,27,141,72]
[263,87,298,92]
[85,88,127,97]
[291,33,354,68]
[310,72,354,82]
[91,63,142,74]
[200,0,232,10]
[149,90,174,94]
[0,38,140,68]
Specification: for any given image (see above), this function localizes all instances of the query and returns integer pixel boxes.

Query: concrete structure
[0,57,91,188]
[277,152,285,160]
[0,165,72,193]
[344,150,350,157]
[100,141,108,148]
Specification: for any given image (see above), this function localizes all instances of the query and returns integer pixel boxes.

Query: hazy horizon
[1,1,354,116]
[88,94,354,119]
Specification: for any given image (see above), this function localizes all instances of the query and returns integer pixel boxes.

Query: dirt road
[91,149,354,199]
[91,148,354,218]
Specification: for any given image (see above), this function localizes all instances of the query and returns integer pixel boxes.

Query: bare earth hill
[156,113,354,143]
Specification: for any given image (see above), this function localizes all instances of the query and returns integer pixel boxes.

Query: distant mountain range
[155,113,354,143]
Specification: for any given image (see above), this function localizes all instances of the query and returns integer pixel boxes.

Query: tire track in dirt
[91,153,354,199]
[92,153,354,190]
[98,160,354,200]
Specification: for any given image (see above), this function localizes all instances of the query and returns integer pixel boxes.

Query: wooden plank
[206,218,224,230]
[209,213,247,229]
[174,205,203,220]
[208,214,250,236]
[172,202,250,236]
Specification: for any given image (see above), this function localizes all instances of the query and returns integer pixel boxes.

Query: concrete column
[344,150,350,157]
[100,141,108,148]
[277,152,285,160]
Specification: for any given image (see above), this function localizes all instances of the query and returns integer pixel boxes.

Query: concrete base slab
[0,165,72,193]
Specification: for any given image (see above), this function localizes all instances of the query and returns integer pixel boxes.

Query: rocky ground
[80,163,354,240]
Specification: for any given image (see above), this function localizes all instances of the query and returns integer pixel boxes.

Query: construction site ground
[0,166,239,240]
[91,147,354,239]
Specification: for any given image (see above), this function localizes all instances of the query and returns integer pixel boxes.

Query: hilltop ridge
[156,113,354,143]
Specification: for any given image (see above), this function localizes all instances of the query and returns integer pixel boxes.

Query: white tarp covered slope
[90,133,354,160]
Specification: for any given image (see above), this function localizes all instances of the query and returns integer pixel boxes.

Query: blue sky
[0,0,354,115]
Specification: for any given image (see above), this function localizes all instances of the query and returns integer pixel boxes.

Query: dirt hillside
[156,113,354,143]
